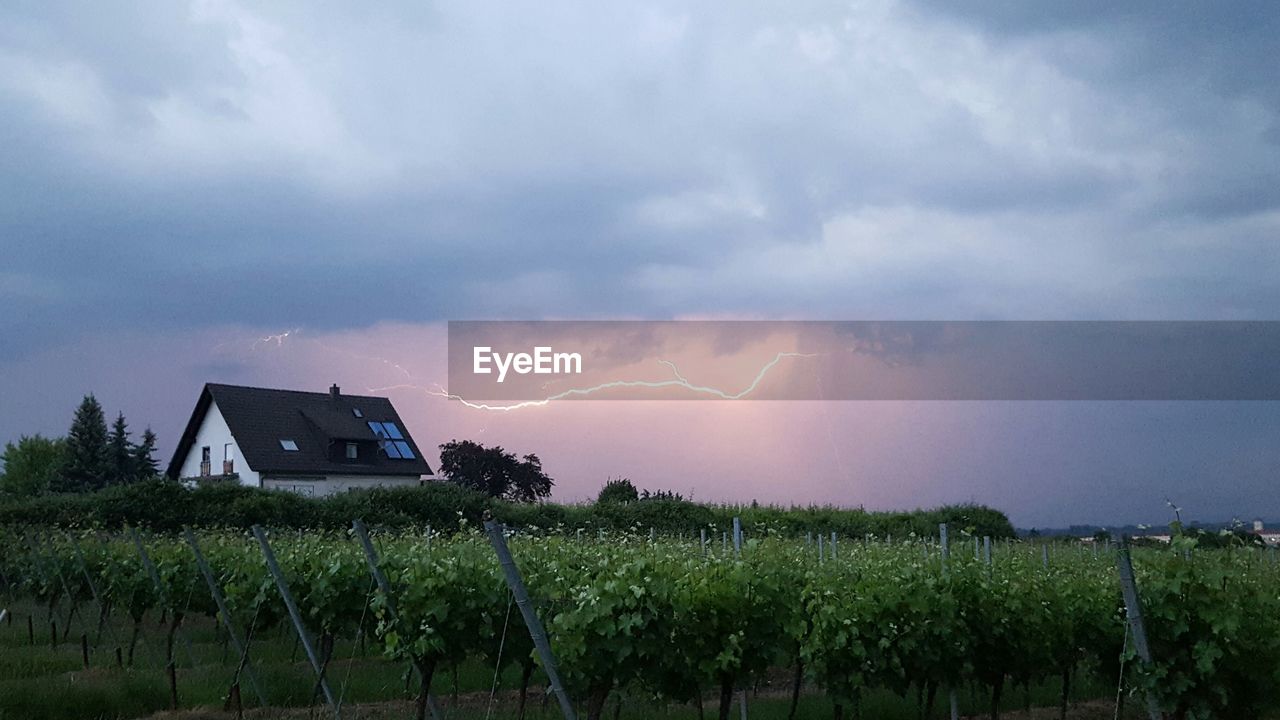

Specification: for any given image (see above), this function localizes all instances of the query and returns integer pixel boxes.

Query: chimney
[330,383,341,398]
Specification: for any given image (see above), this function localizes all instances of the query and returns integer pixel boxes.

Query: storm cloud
[1,1,1278,526]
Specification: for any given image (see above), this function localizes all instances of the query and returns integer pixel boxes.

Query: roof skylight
[368,421,414,459]
[280,439,299,451]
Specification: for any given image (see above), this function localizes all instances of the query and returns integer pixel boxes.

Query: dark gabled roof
[166,383,433,479]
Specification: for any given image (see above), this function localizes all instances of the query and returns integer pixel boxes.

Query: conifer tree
[132,427,160,480]
[107,412,133,485]
[60,394,109,492]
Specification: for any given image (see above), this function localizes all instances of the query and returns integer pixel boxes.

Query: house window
[201,446,211,463]
[223,443,235,474]
[280,439,299,451]
[346,442,358,460]
[200,446,211,477]
[352,408,363,418]
[368,421,416,459]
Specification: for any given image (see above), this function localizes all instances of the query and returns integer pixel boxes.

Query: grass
[0,597,1137,720]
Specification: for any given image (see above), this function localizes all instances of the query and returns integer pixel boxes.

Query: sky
[1,1,1278,528]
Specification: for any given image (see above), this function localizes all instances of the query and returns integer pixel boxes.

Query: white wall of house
[261,474,420,497]
[178,400,261,488]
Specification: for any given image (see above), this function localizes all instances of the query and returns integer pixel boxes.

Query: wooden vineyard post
[484,520,578,720]
[732,515,747,712]
[1114,536,1163,720]
[701,529,708,557]
[939,523,959,720]
[983,536,992,573]
[350,520,444,720]
[20,536,54,629]
[127,526,189,709]
[0,565,12,608]
[1042,544,1050,570]
[830,532,837,560]
[939,523,949,576]
[39,534,82,639]
[68,534,118,649]
[26,533,82,641]
[182,528,268,706]
[251,526,341,719]
[128,528,198,665]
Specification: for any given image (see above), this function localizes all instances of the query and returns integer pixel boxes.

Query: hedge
[0,478,1016,539]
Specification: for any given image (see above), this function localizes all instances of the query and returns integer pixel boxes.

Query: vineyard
[2,522,1279,720]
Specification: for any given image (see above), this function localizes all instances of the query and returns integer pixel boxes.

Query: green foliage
[438,439,555,502]
[1177,525,1266,549]
[0,435,66,497]
[131,427,160,479]
[0,479,1016,547]
[59,395,110,492]
[4,525,1280,717]
[1129,537,1280,718]
[596,477,639,504]
[375,536,504,669]
[107,413,133,487]
[11,396,157,494]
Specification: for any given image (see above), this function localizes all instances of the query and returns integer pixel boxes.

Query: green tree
[596,477,639,504]
[437,439,554,503]
[132,427,160,480]
[108,412,134,486]
[60,394,110,492]
[0,435,66,496]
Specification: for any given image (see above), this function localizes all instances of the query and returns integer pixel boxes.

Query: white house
[166,382,432,497]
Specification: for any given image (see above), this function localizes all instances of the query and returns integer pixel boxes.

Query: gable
[167,383,433,479]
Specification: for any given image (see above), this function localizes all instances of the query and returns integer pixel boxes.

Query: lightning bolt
[222,325,817,413]
[251,327,301,349]
[371,351,817,411]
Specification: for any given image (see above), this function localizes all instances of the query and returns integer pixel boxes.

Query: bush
[596,478,639,505]
[0,480,1015,540]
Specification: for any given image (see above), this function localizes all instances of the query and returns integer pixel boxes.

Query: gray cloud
[3,0,1279,359]
[1,1,1279,523]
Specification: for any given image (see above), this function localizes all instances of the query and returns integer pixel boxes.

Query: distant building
[166,383,432,497]
[1253,519,1280,546]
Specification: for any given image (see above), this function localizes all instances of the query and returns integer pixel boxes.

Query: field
[1,523,1278,720]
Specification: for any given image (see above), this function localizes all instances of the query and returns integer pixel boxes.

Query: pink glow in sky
[2,322,1274,529]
